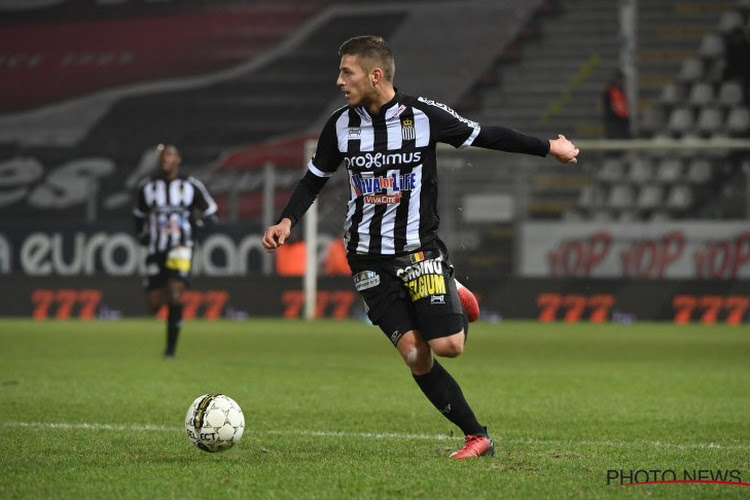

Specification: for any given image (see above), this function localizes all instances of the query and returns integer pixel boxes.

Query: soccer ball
[184,394,245,453]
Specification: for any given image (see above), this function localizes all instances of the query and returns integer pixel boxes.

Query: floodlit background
[0,0,748,321]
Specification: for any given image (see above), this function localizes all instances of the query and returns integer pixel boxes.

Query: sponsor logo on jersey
[396,256,447,301]
[348,127,361,138]
[351,171,417,205]
[353,270,380,291]
[344,151,422,170]
[387,104,407,122]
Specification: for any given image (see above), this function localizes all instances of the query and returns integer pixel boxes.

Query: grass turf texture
[1,319,748,499]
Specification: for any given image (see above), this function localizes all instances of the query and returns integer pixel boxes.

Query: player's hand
[549,134,579,164]
[262,218,292,252]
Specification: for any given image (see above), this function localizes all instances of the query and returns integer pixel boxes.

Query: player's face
[337,54,375,108]
[158,146,181,178]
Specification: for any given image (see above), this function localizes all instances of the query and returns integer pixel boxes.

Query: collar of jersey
[355,90,403,123]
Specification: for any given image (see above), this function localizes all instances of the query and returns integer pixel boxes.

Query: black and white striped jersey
[306,91,548,256]
[133,174,217,255]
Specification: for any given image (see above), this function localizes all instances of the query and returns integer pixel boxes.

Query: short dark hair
[338,35,395,82]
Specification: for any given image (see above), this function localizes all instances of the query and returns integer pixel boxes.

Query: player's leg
[145,288,166,315]
[406,246,493,458]
[163,246,192,358]
[164,278,185,358]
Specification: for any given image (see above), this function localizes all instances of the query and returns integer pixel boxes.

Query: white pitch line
[4,422,750,451]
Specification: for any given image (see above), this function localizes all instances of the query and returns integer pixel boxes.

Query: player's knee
[430,333,464,358]
[397,336,432,372]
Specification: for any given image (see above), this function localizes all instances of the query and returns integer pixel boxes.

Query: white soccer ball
[185,394,245,453]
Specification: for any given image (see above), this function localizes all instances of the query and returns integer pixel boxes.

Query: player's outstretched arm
[262,218,292,252]
[548,134,579,164]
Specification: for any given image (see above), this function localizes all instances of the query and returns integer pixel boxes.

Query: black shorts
[143,247,192,291]
[347,239,464,346]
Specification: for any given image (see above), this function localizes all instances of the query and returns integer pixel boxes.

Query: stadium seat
[628,157,653,184]
[717,81,744,108]
[635,185,664,212]
[676,58,704,84]
[695,107,724,137]
[665,184,694,213]
[618,209,638,222]
[592,210,614,222]
[649,210,670,221]
[718,10,743,33]
[607,184,635,210]
[596,157,626,183]
[576,185,592,209]
[654,158,684,184]
[697,33,724,61]
[686,158,713,184]
[667,107,695,136]
[658,83,683,107]
[727,107,750,136]
[687,82,715,108]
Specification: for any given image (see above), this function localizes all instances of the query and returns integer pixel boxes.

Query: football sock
[412,360,486,437]
[166,303,183,356]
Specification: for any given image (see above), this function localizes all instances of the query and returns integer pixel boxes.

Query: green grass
[1,318,749,499]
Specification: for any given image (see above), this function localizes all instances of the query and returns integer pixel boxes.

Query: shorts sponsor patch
[430,295,446,305]
[353,270,380,291]
[166,246,192,272]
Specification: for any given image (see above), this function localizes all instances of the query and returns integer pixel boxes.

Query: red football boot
[455,279,480,322]
[449,433,495,459]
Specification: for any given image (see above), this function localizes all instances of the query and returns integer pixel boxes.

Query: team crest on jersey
[401,118,416,141]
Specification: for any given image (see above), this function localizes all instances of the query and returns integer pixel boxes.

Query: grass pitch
[1,318,749,499]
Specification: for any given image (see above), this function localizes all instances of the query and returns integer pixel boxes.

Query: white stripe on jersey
[309,159,335,178]
[335,112,351,153]
[189,176,218,215]
[359,119,375,152]
[170,178,194,207]
[355,204,373,254]
[405,164,423,249]
[378,169,401,254]
[413,109,431,148]
[386,113,403,151]
[460,124,481,148]
[144,179,166,207]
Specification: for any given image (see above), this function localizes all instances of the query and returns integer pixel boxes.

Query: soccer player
[133,144,218,358]
[262,36,579,458]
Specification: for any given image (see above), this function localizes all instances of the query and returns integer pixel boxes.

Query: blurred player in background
[133,144,218,358]
[262,36,579,458]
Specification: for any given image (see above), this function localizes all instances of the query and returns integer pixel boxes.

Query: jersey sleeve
[416,97,481,149]
[188,177,218,216]
[308,112,344,178]
[472,125,550,156]
[132,181,147,220]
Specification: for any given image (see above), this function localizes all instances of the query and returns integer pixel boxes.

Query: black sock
[412,360,485,436]
[166,303,183,356]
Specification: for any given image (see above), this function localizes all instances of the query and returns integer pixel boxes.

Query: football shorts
[347,239,463,346]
